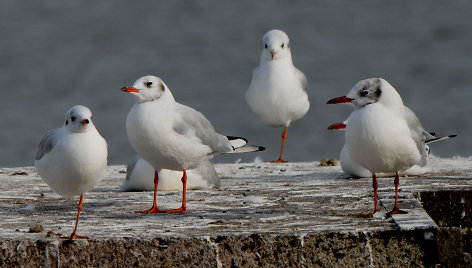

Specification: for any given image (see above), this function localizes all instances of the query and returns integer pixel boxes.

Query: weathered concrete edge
[2,227,469,267]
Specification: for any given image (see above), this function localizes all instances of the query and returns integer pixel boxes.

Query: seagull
[327,78,455,217]
[327,122,456,178]
[34,105,107,239]
[121,155,220,191]
[245,29,309,163]
[122,75,264,213]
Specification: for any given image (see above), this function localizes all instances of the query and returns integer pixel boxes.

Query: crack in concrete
[206,237,222,268]
[364,231,374,268]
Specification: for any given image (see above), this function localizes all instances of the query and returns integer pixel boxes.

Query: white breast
[246,62,309,127]
[35,130,107,197]
[346,104,421,174]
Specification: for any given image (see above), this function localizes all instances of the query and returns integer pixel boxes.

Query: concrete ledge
[1,156,472,266]
[0,231,442,267]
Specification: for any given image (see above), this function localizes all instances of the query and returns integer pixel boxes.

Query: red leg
[167,170,188,213]
[62,194,88,239]
[387,172,407,216]
[270,126,288,163]
[360,174,380,218]
[136,170,164,214]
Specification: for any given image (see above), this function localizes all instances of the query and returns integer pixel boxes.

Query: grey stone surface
[1,156,472,267]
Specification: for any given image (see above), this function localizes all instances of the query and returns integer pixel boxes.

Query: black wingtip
[226,136,248,143]
[425,134,458,144]
[258,146,265,152]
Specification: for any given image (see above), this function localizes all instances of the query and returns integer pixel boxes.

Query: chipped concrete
[1,156,472,267]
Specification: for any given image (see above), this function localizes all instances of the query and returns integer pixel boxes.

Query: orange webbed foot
[136,206,165,214]
[165,207,187,214]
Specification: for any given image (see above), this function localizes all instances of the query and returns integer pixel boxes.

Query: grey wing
[402,107,432,165]
[35,129,59,160]
[294,67,308,92]
[173,103,233,154]
[403,107,434,140]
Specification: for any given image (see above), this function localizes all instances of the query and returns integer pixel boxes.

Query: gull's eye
[71,116,76,122]
[281,43,285,48]
[360,89,370,97]
[145,81,154,88]
[264,43,268,49]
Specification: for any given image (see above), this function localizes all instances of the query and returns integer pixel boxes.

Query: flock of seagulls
[34,29,455,238]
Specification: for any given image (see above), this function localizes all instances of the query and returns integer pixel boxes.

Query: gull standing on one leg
[245,29,309,163]
[35,105,107,239]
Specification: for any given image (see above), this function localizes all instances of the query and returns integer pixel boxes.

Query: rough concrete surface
[1,156,472,267]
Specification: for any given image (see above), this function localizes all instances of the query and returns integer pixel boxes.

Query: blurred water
[1,1,471,167]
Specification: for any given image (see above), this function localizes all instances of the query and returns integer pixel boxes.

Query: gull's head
[121,75,171,103]
[261,29,291,61]
[64,105,94,133]
[327,78,403,110]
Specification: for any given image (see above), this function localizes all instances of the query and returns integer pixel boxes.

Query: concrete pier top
[1,155,472,267]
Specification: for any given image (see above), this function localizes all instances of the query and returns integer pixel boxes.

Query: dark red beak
[80,119,90,125]
[327,122,346,130]
[121,86,140,93]
[327,96,353,104]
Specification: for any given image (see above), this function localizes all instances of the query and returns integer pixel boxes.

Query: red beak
[327,96,353,104]
[80,119,90,125]
[271,49,277,56]
[121,86,140,93]
[327,122,346,130]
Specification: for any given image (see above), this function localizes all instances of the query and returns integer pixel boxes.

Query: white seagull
[121,155,220,191]
[327,78,455,217]
[34,105,107,239]
[328,122,456,178]
[122,75,264,213]
[245,29,309,163]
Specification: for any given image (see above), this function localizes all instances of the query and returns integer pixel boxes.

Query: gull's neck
[136,90,176,105]
[259,54,293,66]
